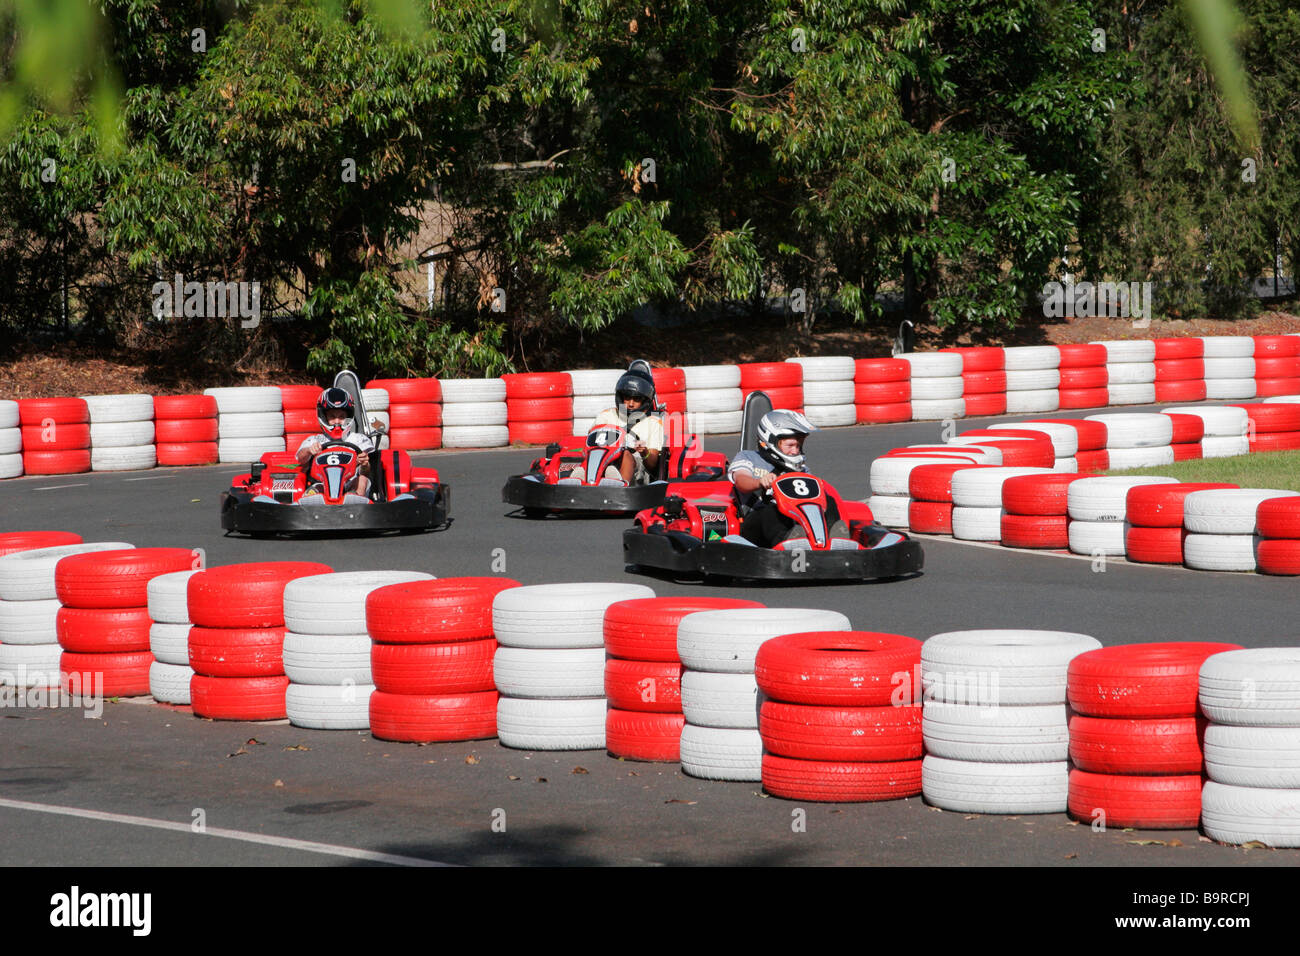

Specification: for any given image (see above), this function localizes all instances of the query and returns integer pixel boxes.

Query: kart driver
[574,363,665,484]
[728,409,845,546]
[296,387,375,498]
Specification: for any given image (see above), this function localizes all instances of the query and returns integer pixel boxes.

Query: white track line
[0,796,452,867]
[122,475,174,482]
[34,483,89,491]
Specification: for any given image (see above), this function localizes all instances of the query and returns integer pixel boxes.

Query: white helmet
[756,409,817,471]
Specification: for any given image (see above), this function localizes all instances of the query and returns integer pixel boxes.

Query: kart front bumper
[220,486,449,534]
[503,475,668,514]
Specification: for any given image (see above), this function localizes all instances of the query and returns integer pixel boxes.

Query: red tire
[370,638,496,695]
[1074,448,1110,472]
[1163,414,1204,444]
[0,531,82,556]
[855,358,910,383]
[187,562,333,628]
[1250,431,1300,452]
[746,385,802,408]
[739,362,802,389]
[1057,344,1108,367]
[651,368,687,393]
[56,607,152,653]
[1253,334,1300,357]
[940,347,1004,372]
[1067,642,1243,718]
[1125,482,1240,527]
[153,395,218,419]
[388,427,442,450]
[1067,770,1202,829]
[1172,443,1202,461]
[22,450,91,475]
[1154,380,1207,403]
[285,433,314,453]
[56,548,196,608]
[20,424,90,451]
[368,690,497,742]
[279,385,323,409]
[961,370,1006,394]
[1000,513,1068,548]
[1153,358,1204,382]
[501,372,571,400]
[603,597,764,662]
[1252,356,1300,378]
[190,674,290,721]
[604,658,682,713]
[1230,402,1300,433]
[962,393,1008,417]
[1000,473,1083,515]
[754,631,922,707]
[387,403,443,429]
[910,463,995,502]
[1124,526,1187,564]
[156,442,218,466]
[61,650,153,698]
[155,418,218,442]
[508,420,572,445]
[1058,366,1108,389]
[854,381,910,404]
[856,402,912,424]
[957,438,1052,468]
[605,709,684,761]
[760,700,922,762]
[187,625,286,678]
[366,378,443,404]
[1153,338,1204,360]
[1025,418,1107,451]
[506,397,574,422]
[762,754,922,802]
[1257,539,1300,575]
[659,392,688,415]
[908,500,953,534]
[1069,715,1205,775]
[1258,497,1300,538]
[1254,378,1300,397]
[282,408,318,433]
[18,397,88,426]
[1058,387,1109,409]
[367,577,522,643]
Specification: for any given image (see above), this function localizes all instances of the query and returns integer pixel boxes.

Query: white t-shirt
[592,408,666,450]
[298,431,376,457]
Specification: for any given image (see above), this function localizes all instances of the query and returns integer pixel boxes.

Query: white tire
[921,629,1100,706]
[1004,390,1060,414]
[677,608,850,674]
[922,702,1069,762]
[571,395,609,418]
[149,661,193,704]
[950,466,1053,508]
[492,647,606,698]
[1162,405,1249,437]
[1201,435,1250,458]
[1263,395,1300,404]
[867,495,911,529]
[1106,383,1156,405]
[784,356,855,381]
[217,411,284,439]
[0,542,135,601]
[994,423,1078,457]
[1106,445,1174,470]
[940,439,1004,464]
[1068,519,1129,556]
[1201,782,1300,847]
[1002,346,1061,371]
[440,402,507,427]
[1200,336,1255,358]
[202,386,282,414]
[1004,368,1061,390]
[679,724,763,781]
[1205,379,1256,400]
[0,642,63,688]
[679,365,741,389]
[802,404,855,428]
[1203,356,1255,379]
[1053,457,1078,472]
[442,425,509,447]
[0,598,60,644]
[1091,340,1156,363]
[688,410,744,434]
[359,388,389,411]
[0,454,20,479]
[217,437,285,462]
[896,353,962,377]
[146,569,199,624]
[951,506,1003,541]
[570,418,594,436]
[922,756,1069,814]
[493,583,655,649]
[910,399,966,420]
[871,456,967,496]
[1200,649,1300,726]
[496,696,606,751]
[0,429,21,455]
[680,670,760,729]
[282,632,373,685]
[907,444,997,464]
[1066,476,1176,521]
[0,400,17,429]
[284,570,432,635]
[90,445,157,472]
[150,622,192,666]
[1204,726,1300,788]
[1090,410,1173,445]
[438,378,507,403]
[1182,534,1258,572]
[566,369,623,396]
[1104,362,1156,385]
[286,682,374,730]
[80,393,155,423]
[685,387,744,413]
[1184,488,1300,534]
[800,381,854,405]
[89,421,154,447]
[910,376,964,401]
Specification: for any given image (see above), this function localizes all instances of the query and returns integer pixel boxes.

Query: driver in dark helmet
[571,361,665,484]
[296,387,375,497]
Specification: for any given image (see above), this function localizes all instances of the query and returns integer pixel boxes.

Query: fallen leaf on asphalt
[1198,836,1213,844]
[1167,839,1184,847]
[1241,841,1270,850]
[273,779,284,788]
[535,777,547,783]
[507,774,520,780]
[664,799,696,805]
[284,744,310,751]
[226,748,248,758]
[627,771,639,777]
[1128,839,1169,846]
[929,806,943,812]
[1064,853,1077,860]
[465,755,480,765]
[964,815,977,820]
[246,738,264,746]
[571,766,588,774]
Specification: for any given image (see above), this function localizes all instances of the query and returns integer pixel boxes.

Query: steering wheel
[318,439,364,456]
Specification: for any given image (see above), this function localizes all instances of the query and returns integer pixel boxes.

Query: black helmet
[615,364,656,426]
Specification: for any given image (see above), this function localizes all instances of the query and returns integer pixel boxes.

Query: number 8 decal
[792,479,809,496]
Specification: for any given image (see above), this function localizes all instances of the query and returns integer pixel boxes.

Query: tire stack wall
[370,378,443,451]
[1056,344,1109,410]
[1181,488,1299,572]
[206,387,285,462]
[567,369,623,436]
[147,569,202,703]
[84,394,157,473]
[942,347,1005,418]
[19,398,91,475]
[1093,340,1156,407]
[439,379,508,448]
[785,357,854,428]
[898,353,964,421]
[682,366,743,435]
[0,401,21,478]
[854,359,911,424]
[1153,338,1207,404]
[1200,336,1256,401]
[154,395,219,466]
[1251,335,1300,398]
[1001,346,1060,414]
[501,374,571,446]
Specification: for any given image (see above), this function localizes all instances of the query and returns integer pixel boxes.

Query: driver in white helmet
[728,409,843,545]
[296,387,375,497]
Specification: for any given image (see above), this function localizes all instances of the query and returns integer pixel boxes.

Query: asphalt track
[1,407,1296,874]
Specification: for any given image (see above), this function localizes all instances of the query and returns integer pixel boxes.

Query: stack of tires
[1164,413,1205,461]
[1181,487,1299,572]
[1153,338,1207,404]
[740,364,802,417]
[1093,340,1156,406]
[1056,344,1109,410]
[1163,405,1249,459]
[360,387,390,449]
[1201,336,1256,401]
[186,562,332,721]
[19,397,91,476]
[603,597,763,762]
[146,569,203,704]
[0,401,20,479]
[899,353,964,421]
[943,347,1005,418]
[950,466,1053,542]
[1231,402,1300,453]
[568,369,623,435]
[949,429,1055,467]
[1085,412,1173,470]
[907,462,993,535]
[681,366,743,435]
[1123,483,1238,566]
[992,421,1080,472]
[999,473,1085,549]
[492,583,654,751]
[1020,418,1108,473]
[55,548,195,698]
[868,455,966,530]
[1001,346,1060,414]
[0,534,93,692]
[676,607,850,782]
[501,373,571,446]
[154,395,219,466]
[1201,649,1300,846]
[756,631,924,802]
[785,357,855,428]
[651,368,688,416]
[440,379,508,448]
[1252,335,1300,398]
[1067,643,1239,831]
[921,630,1101,815]
[280,385,323,453]
[280,571,433,729]
[366,578,520,742]
[1066,476,1177,557]
[205,387,285,462]
[854,358,911,424]
[1256,497,1300,575]
[84,394,156,472]
[371,378,442,451]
